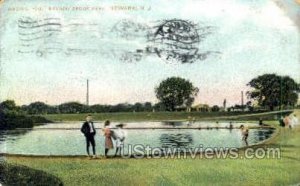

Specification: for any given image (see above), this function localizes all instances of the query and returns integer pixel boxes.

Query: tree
[26,102,50,114]
[144,102,152,112]
[211,105,220,112]
[58,102,86,113]
[155,77,199,111]
[153,102,166,112]
[90,104,107,113]
[0,101,35,129]
[247,74,299,110]
[132,102,143,112]
[109,103,131,112]
[0,100,18,111]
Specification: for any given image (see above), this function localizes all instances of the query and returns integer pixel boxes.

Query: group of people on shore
[80,115,126,158]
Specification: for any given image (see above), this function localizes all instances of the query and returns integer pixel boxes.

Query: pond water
[0,121,275,156]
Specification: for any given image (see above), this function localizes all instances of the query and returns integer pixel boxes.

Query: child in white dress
[114,123,126,157]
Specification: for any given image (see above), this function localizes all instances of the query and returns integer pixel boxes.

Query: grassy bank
[5,110,300,185]
[40,110,292,122]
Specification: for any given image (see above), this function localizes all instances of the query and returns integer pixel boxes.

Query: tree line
[1,73,299,115]
[0,100,161,115]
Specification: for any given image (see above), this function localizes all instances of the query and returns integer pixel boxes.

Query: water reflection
[0,131,5,142]
[161,121,185,127]
[159,133,193,150]
[252,129,274,142]
[0,130,29,142]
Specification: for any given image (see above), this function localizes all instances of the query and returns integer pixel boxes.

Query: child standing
[115,123,126,157]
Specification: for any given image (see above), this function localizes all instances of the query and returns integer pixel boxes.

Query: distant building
[193,104,210,112]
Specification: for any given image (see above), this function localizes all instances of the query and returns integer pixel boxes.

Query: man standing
[81,115,96,158]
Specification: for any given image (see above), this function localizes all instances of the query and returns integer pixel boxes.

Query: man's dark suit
[81,121,96,156]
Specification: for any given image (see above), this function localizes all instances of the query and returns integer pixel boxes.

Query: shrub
[0,162,63,186]
[0,111,33,130]
[29,116,53,124]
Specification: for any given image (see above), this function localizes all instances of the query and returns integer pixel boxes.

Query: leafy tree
[211,105,220,112]
[0,109,34,130]
[90,104,108,113]
[58,102,86,113]
[0,100,18,111]
[155,77,199,111]
[26,102,50,114]
[109,103,131,112]
[133,102,143,112]
[153,102,166,112]
[247,74,299,110]
[246,101,254,112]
[144,102,153,112]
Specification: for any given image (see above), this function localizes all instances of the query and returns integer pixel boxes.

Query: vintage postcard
[0,0,299,185]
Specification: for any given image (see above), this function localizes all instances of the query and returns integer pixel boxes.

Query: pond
[0,121,275,156]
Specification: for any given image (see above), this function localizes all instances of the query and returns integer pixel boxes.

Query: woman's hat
[116,123,125,128]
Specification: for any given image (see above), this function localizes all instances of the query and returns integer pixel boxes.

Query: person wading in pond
[103,120,113,157]
[80,115,96,159]
[229,122,233,130]
[240,125,249,146]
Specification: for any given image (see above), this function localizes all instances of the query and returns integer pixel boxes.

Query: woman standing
[103,120,113,157]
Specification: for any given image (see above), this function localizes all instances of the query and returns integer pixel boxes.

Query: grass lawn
[40,110,292,122]
[5,110,300,186]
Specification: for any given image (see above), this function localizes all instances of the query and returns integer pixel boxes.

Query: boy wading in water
[81,115,96,159]
[240,125,249,146]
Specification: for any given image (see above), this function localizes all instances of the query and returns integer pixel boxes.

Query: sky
[0,0,299,107]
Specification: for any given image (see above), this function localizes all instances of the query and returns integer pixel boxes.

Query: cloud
[272,0,300,30]
[0,0,299,105]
